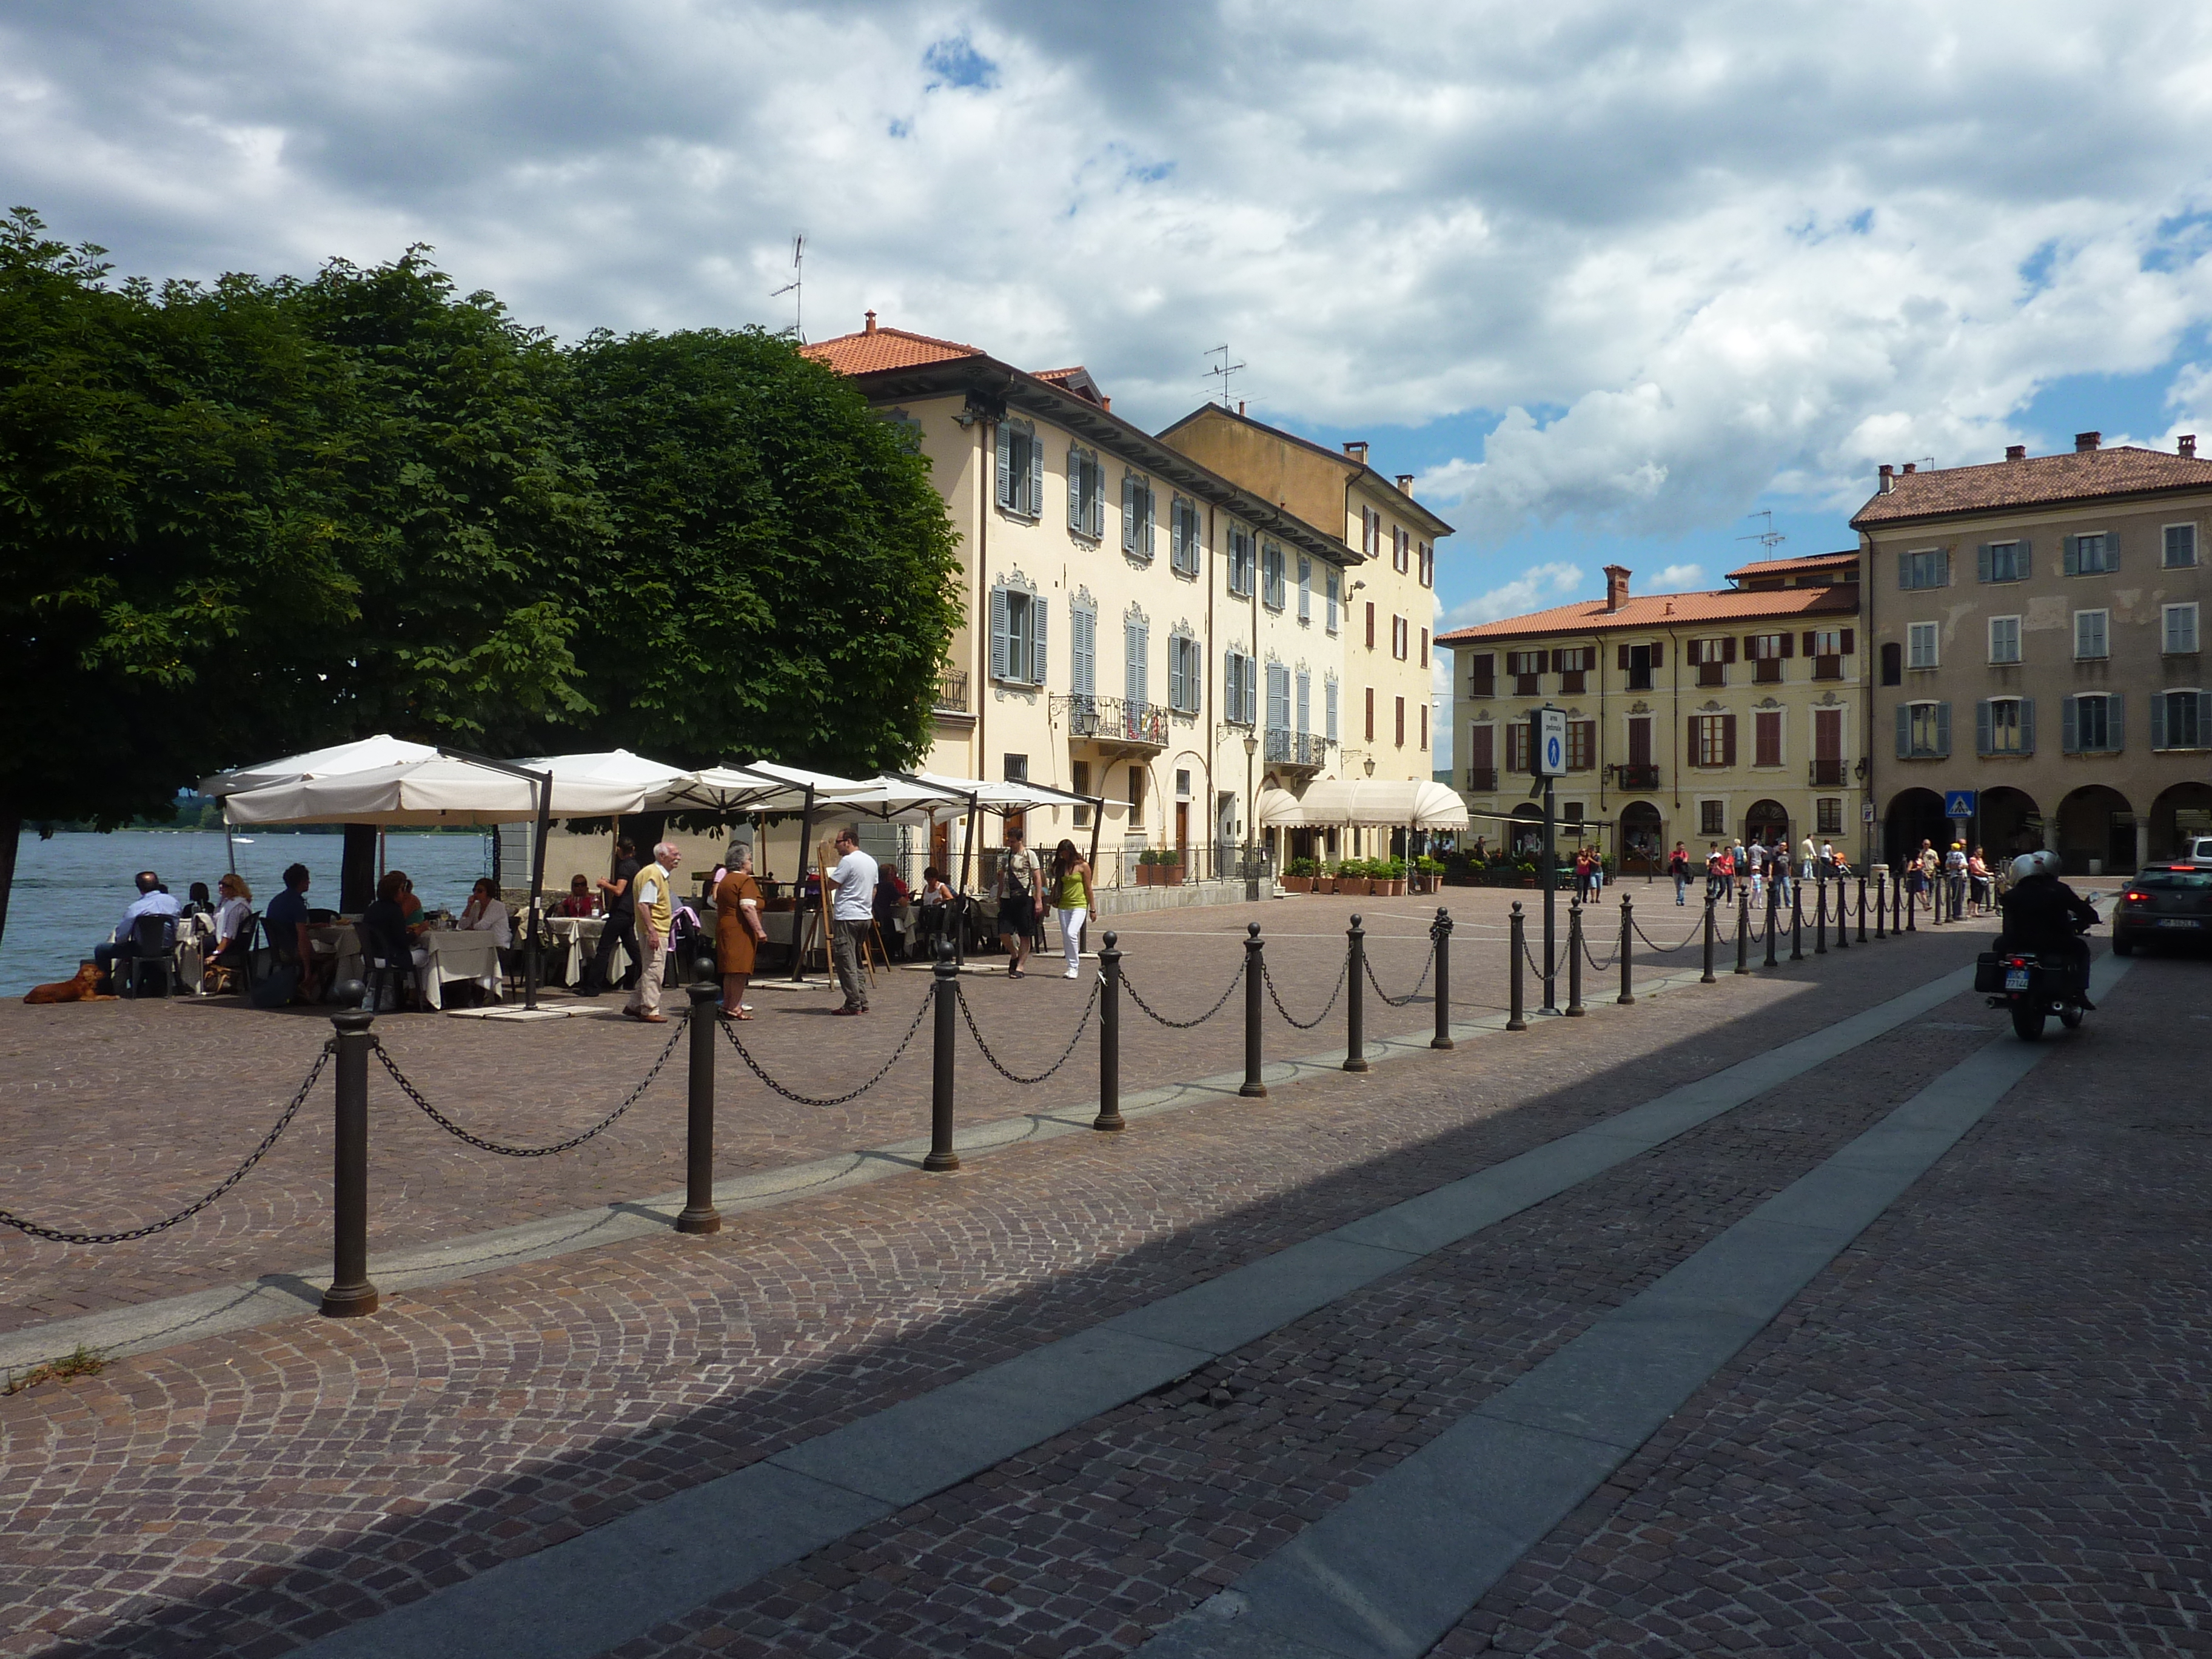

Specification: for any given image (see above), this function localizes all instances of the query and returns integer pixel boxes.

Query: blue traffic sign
[1944,789,1977,818]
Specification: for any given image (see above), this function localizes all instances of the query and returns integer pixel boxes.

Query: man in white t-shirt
[829,827,879,1014]
[623,843,682,1023]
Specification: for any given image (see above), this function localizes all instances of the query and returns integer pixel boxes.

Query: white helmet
[2011,849,2061,882]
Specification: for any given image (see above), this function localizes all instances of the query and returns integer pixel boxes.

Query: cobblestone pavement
[0,884,1761,1332]
[2,903,2181,1659]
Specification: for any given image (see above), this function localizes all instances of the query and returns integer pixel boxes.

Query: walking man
[996,828,1039,979]
[1669,841,1689,905]
[583,839,641,995]
[622,842,681,1024]
[829,826,878,1015]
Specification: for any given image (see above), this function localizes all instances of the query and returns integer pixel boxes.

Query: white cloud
[9,0,2212,548]
[1441,561,1584,629]
[1655,563,1705,589]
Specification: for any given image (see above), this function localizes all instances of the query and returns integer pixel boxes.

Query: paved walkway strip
[294,960,1988,1659]
[1137,953,2135,1659]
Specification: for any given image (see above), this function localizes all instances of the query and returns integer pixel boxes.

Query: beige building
[1436,555,1871,868]
[1854,433,2212,873]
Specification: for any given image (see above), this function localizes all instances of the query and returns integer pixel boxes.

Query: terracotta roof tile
[1436,585,1856,645]
[1851,445,2212,527]
[1724,550,1860,581]
[802,323,983,377]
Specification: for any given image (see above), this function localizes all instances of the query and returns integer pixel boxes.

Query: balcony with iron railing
[933,668,970,714]
[1055,694,1169,749]
[1264,727,1329,771]
[1809,757,1849,786]
[1465,766,1498,793]
[1613,763,1660,791]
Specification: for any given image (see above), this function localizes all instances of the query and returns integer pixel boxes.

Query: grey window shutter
[1939,549,1951,586]
[2106,528,2119,572]
[1977,545,1991,583]
[1032,598,1047,685]
[990,587,1010,680]
[2061,695,2078,753]
[1068,447,1082,529]
[1122,476,1136,551]
[1144,486,1156,558]
[1895,703,1912,758]
[1934,702,1951,757]
[1168,639,1184,711]
[2200,691,2212,748]
[1896,550,1911,589]
[2019,697,2035,755]
[1087,464,1102,538]
[2110,694,2123,752]
[996,425,1013,510]
[1976,699,1992,755]
[2016,536,2031,574]
[1071,606,1094,697]
[2063,535,2079,577]
[2152,691,2168,751]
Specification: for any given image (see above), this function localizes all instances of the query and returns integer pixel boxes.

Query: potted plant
[1413,854,1446,894]
[1284,856,1316,894]
[1162,845,1185,887]
[1336,859,1369,897]
[1383,856,1407,897]
[1312,859,1336,896]
[1517,857,1539,889]
[1136,846,1159,886]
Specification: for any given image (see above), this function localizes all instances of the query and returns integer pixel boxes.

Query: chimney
[2182,434,2198,460]
[2005,444,2026,461]
[1902,462,1917,475]
[2076,430,2101,452]
[1343,440,1369,464]
[1102,396,1111,412]
[1238,400,1246,415]
[1395,473,1414,495]
[863,310,877,333]
[1879,464,1894,494]
[1603,564,1631,612]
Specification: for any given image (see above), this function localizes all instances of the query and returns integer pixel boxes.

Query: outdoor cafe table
[418,930,501,1010]
[546,915,629,988]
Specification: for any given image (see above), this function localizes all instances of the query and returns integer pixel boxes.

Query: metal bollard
[1814,879,1828,955]
[1858,874,1869,943]
[925,939,960,1171]
[1701,893,1717,984]
[1431,908,1454,1050]
[1874,873,1886,939]
[1566,900,1586,1017]
[1906,881,1917,932]
[675,982,722,1234]
[1765,879,1781,968]
[1344,914,1370,1073]
[1735,888,1750,975]
[1241,923,1269,1097]
[1835,876,1849,950]
[321,996,379,1319]
[1617,893,1636,1005]
[1507,902,1527,1031]
[1093,931,1124,1131]
[1791,880,1805,961]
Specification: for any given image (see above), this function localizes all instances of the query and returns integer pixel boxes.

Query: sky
[12,0,2212,768]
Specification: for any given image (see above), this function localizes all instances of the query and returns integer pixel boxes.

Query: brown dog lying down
[23,962,116,1004]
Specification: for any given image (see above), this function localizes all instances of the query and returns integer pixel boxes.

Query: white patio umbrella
[514,748,699,808]
[196,734,441,799]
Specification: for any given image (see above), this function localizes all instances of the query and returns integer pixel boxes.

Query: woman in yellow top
[1048,839,1092,979]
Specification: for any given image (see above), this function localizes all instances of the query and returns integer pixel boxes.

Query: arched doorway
[1744,799,1790,853]
[1509,804,1543,858]
[1979,786,2042,860]
[2151,782,2212,861]
[1618,800,1663,873]
[2055,785,2136,876]
[1885,787,1948,868]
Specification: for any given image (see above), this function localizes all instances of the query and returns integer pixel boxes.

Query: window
[1169,494,1202,577]
[1467,723,1495,788]
[1508,649,1544,696]
[2074,609,2110,660]
[1989,615,2021,664]
[1365,602,1376,649]
[2153,690,2210,751]
[1618,640,1661,691]
[1223,649,1256,725]
[1227,524,1255,596]
[1470,652,1495,695]
[1505,722,1530,773]
[1392,615,1409,661]
[1365,686,1376,742]
[1002,754,1028,783]
[1754,709,1782,768]
[1690,714,1736,768]
[1127,766,1145,827]
[1295,669,1311,736]
[1121,474,1157,560]
[1977,540,2028,583]
[1167,633,1201,714]
[1881,642,1903,685]
[1897,548,1949,589]
[1555,645,1591,694]
[990,585,1047,685]
[1977,697,2033,756]
[2063,693,2122,753]
[1361,506,1381,558]
[996,420,1042,517]
[1805,628,1853,679]
[1745,632,1792,683]
[2065,531,2118,575]
[1265,661,1290,734]
[1897,700,1950,759]
[1071,760,1091,826]
[1906,622,1939,669]
[1817,799,1843,836]
[1688,636,1735,686]
[1325,677,1339,742]
[1566,719,1594,771]
[2164,603,2200,655]
[1395,695,1406,747]
[1418,540,1435,588]
[2166,524,2199,568]
[1067,446,1106,537]
[1393,525,1410,574]
[1124,614,1149,709]
[1420,629,1430,669]
[1261,541,1286,609]
[1699,800,1726,837]
[1419,702,1429,751]
[1326,568,1341,634]
[1297,555,1312,623]
[1070,599,1097,700]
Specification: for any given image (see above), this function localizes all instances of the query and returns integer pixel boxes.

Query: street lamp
[1243,732,1259,861]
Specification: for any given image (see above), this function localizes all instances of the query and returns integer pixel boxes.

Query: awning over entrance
[1264,778,1470,831]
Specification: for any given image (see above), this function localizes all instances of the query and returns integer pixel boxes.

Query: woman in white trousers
[1048,839,1093,978]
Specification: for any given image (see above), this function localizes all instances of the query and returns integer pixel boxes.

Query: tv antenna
[1737,509,1785,554]
[771,232,805,340]
[1205,344,1245,409]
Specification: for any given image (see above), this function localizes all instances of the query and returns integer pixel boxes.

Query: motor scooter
[1977,923,2094,1041]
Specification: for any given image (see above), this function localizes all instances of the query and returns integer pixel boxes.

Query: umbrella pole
[789,787,815,982]
[225,820,237,876]
[525,773,552,1013]
[1082,800,1105,956]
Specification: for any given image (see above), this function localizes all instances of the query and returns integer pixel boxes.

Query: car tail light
[2123,890,2149,902]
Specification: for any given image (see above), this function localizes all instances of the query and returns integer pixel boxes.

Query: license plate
[2156,917,2202,929]
[2005,969,2030,990]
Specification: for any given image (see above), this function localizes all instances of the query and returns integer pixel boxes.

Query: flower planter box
[1282,876,1312,894]
[1338,877,1369,896]
[1312,877,1335,895]
[1163,865,1185,887]
[1520,877,1538,888]
[1134,863,1156,886]
[1388,879,1407,897]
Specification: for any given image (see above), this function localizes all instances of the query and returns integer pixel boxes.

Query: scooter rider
[1994,850,2100,996]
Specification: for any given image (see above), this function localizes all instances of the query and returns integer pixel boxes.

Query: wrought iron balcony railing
[1614,763,1660,791]
[1264,728,1329,768]
[934,668,970,714]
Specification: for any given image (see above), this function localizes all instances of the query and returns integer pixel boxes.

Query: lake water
[2,830,495,996]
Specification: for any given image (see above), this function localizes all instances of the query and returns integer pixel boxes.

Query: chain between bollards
[675,980,720,1235]
[925,939,960,1171]
[1617,893,1635,1005]
[322,999,378,1319]
[1431,908,1454,1050]
[1566,901,1586,1017]
[1094,931,1124,1131]
[1343,915,1369,1073]
[1507,902,1527,1031]
[1701,893,1718,984]
[1241,923,1268,1097]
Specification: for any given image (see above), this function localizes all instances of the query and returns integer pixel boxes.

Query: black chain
[1122,961,1244,1028]
[954,980,1099,1084]
[1521,936,1556,979]
[1360,945,1436,1008]
[378,1019,683,1157]
[1262,956,1350,1029]
[0,1042,333,1244]
[1580,932,1620,970]
[722,990,934,1107]
[1632,916,1703,954]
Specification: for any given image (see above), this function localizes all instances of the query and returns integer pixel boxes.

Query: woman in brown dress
[714,842,768,1019]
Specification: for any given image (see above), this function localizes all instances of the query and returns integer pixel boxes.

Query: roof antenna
[1737,509,1785,554]
[771,232,805,341]
[1205,344,1245,409]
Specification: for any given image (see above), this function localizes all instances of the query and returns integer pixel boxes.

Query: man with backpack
[996,827,1040,979]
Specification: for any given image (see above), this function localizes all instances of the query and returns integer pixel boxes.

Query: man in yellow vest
[623,841,682,1024]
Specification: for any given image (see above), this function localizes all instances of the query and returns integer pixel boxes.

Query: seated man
[1994,850,2099,995]
[361,871,420,1011]
[93,871,182,994]
[263,862,326,1002]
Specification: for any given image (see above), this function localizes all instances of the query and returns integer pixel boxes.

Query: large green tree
[563,326,962,771]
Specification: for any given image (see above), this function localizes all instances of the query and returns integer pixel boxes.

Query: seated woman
[914,864,956,957]
[199,874,255,991]
[554,874,597,918]
[361,872,421,1010]
[459,878,514,948]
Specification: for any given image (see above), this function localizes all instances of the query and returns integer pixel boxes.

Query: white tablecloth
[546,916,629,987]
[420,931,501,1010]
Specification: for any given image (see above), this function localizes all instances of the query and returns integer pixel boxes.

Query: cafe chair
[119,912,181,999]
[356,921,409,1014]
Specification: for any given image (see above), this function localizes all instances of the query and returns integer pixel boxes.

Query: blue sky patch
[923,35,997,91]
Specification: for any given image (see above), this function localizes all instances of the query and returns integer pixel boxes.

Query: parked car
[2187,836,2212,864]
[2111,865,2212,954]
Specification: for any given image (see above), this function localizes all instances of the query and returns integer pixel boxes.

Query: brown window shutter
[1687,715,1700,765]
[1780,632,1794,658]
[1686,639,1702,666]
[1722,715,1738,766]
[1618,643,1631,671]
[1841,628,1855,656]
[1801,630,1816,656]
[1651,641,1664,668]
[1721,637,1737,664]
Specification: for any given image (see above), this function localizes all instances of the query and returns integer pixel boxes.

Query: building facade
[1853,434,2212,873]
[1436,557,1870,868]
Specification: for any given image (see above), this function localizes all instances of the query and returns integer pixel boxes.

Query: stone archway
[1979,785,2042,860]
[2055,784,2136,876]
[1885,787,1948,869]
[1509,803,1544,858]
[1744,798,1790,852]
[1618,800,1664,873]
[2151,781,2212,861]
